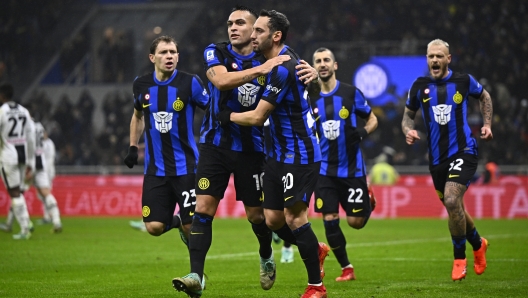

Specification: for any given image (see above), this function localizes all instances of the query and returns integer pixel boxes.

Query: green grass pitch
[1,217,527,297]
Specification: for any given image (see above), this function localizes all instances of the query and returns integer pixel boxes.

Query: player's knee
[443,196,459,212]
[145,222,164,236]
[347,217,365,230]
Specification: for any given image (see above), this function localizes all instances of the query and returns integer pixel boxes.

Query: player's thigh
[341,176,371,217]
[195,145,234,198]
[233,151,265,207]
[34,170,51,189]
[0,163,22,190]
[262,159,286,211]
[283,162,320,209]
[314,175,340,214]
[168,174,196,225]
[141,175,177,225]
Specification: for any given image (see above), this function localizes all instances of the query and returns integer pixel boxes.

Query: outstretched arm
[479,89,493,141]
[402,107,420,145]
[207,55,291,91]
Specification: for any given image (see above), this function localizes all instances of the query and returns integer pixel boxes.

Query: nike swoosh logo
[190,232,203,235]
[143,103,152,108]
[284,196,293,201]
[449,174,460,178]
[189,211,194,216]
[352,208,363,213]
[422,97,431,103]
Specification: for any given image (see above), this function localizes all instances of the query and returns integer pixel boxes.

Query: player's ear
[273,31,282,43]
[149,54,155,63]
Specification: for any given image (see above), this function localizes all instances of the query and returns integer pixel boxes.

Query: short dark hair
[259,9,289,44]
[313,47,336,62]
[232,5,258,19]
[150,35,177,55]
[0,82,14,100]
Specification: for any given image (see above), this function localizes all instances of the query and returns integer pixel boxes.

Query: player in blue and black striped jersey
[173,6,318,297]
[311,48,378,283]
[123,36,209,254]
[222,10,329,298]
[402,39,493,281]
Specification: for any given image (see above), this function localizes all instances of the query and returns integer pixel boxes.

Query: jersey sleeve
[191,75,210,110]
[203,44,224,71]
[405,79,421,111]
[261,65,290,106]
[354,88,372,118]
[468,74,484,98]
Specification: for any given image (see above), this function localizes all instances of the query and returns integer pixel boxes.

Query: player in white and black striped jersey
[0,82,35,240]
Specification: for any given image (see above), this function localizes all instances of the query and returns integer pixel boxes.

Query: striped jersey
[200,42,267,152]
[0,101,35,166]
[34,121,47,170]
[406,69,482,167]
[312,81,371,178]
[261,45,321,165]
[133,70,209,176]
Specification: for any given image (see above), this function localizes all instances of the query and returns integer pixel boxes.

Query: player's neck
[263,44,284,60]
[155,70,175,82]
[320,77,337,94]
[232,43,253,56]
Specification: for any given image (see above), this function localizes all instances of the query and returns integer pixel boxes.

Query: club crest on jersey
[173,97,184,111]
[153,112,173,133]
[142,206,150,217]
[339,106,349,119]
[322,120,340,140]
[198,178,210,190]
[432,104,451,125]
[453,91,463,104]
[238,83,260,107]
[257,75,266,86]
[316,198,323,209]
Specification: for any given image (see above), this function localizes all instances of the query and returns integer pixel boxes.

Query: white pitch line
[205,233,527,260]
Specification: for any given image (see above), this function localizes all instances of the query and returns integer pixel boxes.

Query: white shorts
[34,169,51,189]
[1,163,25,190]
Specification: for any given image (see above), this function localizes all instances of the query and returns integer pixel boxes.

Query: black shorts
[195,144,265,207]
[142,174,196,225]
[314,175,371,217]
[430,153,478,200]
[262,158,320,210]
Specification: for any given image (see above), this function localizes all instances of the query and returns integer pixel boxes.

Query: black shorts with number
[314,175,371,217]
[142,174,196,225]
[430,153,478,200]
[262,158,320,211]
[195,144,265,207]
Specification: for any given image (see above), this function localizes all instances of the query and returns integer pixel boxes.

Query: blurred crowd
[1,0,526,167]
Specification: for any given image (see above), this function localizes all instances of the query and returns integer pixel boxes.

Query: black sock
[189,212,214,280]
[164,215,182,233]
[283,241,291,248]
[324,219,349,268]
[274,223,297,245]
[251,220,273,259]
[451,235,467,259]
[293,222,321,284]
[466,227,482,251]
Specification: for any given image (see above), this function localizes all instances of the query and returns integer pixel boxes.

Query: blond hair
[427,39,450,53]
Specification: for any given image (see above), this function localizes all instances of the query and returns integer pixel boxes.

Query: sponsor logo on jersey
[237,83,260,107]
[422,97,431,103]
[153,112,173,133]
[432,104,452,125]
[322,120,340,140]
[143,103,152,108]
[266,84,281,94]
[352,208,363,213]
